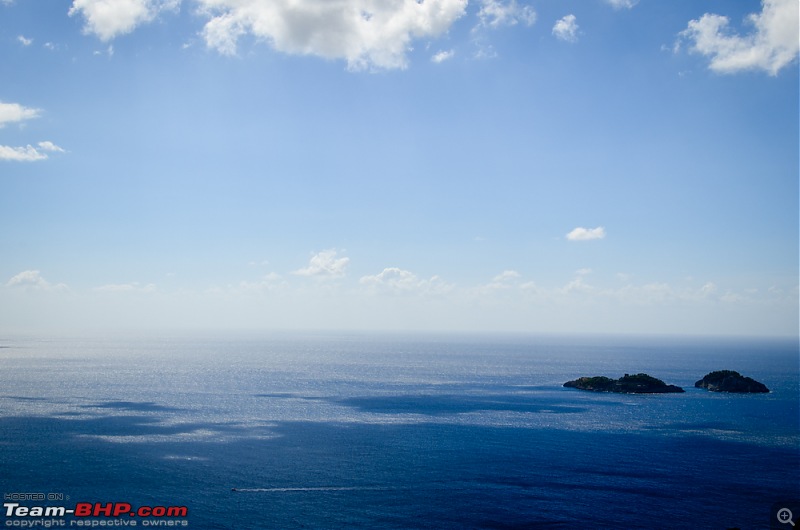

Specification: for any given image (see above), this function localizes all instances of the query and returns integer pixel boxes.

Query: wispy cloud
[605,0,638,10]
[93,45,114,57]
[488,270,521,287]
[677,0,799,76]
[0,145,47,161]
[566,226,606,241]
[93,282,157,293]
[0,141,65,162]
[476,0,536,29]
[360,267,420,292]
[360,267,453,295]
[552,14,579,43]
[17,35,32,46]
[37,141,65,153]
[477,270,519,292]
[234,273,286,294]
[560,274,593,295]
[473,270,539,297]
[293,249,350,279]
[471,0,535,60]
[6,270,68,291]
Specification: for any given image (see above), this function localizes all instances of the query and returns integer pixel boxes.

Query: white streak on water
[234,486,389,493]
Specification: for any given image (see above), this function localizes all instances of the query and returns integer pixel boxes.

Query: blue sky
[1,0,798,336]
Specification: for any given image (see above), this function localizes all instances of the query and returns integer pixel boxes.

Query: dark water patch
[0,414,246,442]
[83,400,183,412]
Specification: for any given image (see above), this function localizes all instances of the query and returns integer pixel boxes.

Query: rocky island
[694,370,769,393]
[564,373,685,394]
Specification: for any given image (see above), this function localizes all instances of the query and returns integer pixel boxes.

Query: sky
[0,0,798,336]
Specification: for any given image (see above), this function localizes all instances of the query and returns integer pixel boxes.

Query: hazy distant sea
[0,333,797,529]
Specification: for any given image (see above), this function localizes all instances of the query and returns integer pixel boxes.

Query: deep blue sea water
[0,333,798,529]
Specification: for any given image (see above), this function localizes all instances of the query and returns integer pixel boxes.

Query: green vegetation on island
[564,373,685,394]
[694,370,769,393]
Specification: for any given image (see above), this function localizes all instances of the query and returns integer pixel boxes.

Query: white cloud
[360,267,419,291]
[552,14,578,43]
[605,0,638,10]
[0,141,65,162]
[566,226,606,241]
[474,270,527,295]
[476,0,536,29]
[560,273,594,295]
[293,249,350,279]
[0,105,61,161]
[196,0,468,70]
[0,145,48,162]
[6,270,68,291]
[18,35,33,46]
[556,274,716,303]
[360,267,453,295]
[0,101,41,127]
[37,141,65,153]
[461,0,535,62]
[69,0,181,41]
[612,280,737,306]
[491,270,520,283]
[431,49,455,63]
[93,282,157,293]
[7,270,48,288]
[677,0,799,76]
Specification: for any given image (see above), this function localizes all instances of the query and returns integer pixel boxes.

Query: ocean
[0,333,797,529]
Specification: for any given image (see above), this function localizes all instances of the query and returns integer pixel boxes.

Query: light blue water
[0,333,797,528]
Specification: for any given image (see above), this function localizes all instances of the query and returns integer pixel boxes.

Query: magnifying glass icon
[778,508,796,526]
